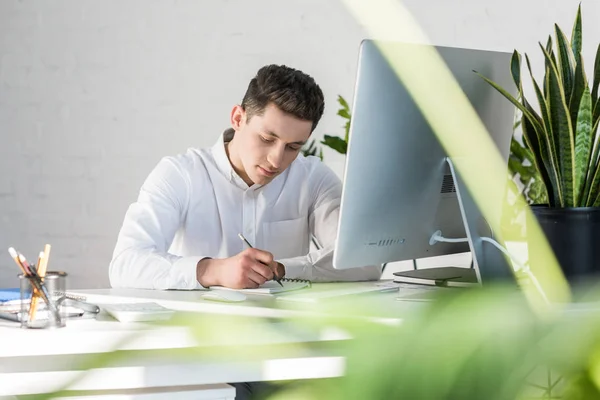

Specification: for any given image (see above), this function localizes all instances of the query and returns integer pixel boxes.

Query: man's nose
[267,145,285,169]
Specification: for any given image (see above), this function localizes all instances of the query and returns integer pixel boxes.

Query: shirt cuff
[172,256,204,289]
[277,257,311,281]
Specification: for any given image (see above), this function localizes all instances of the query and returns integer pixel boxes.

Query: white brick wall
[1,0,598,289]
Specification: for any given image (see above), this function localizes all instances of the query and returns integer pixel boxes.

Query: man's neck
[225,134,254,187]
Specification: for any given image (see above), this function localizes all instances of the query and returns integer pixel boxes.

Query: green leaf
[509,161,535,185]
[321,135,348,154]
[545,35,556,66]
[513,119,522,131]
[477,68,557,204]
[593,44,600,126]
[570,52,588,126]
[592,43,600,105]
[509,137,530,163]
[593,191,600,207]
[554,24,576,103]
[541,43,576,207]
[583,118,600,206]
[595,97,600,129]
[344,121,351,143]
[574,87,593,206]
[544,36,555,96]
[302,139,320,158]
[474,71,544,133]
[571,3,582,57]
[337,109,351,120]
[510,50,521,89]
[522,111,558,206]
[525,54,562,200]
[338,95,350,112]
[528,177,549,205]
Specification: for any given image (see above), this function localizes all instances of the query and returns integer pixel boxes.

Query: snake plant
[478,5,600,208]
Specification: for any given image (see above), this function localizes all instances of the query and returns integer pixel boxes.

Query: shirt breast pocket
[262,217,309,260]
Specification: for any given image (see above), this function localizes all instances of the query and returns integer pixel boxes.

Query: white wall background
[1,0,598,289]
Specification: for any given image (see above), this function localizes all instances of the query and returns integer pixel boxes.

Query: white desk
[0,281,425,398]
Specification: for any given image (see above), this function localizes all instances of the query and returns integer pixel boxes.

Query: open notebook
[211,278,311,294]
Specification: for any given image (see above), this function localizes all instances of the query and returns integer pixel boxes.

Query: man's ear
[230,105,246,131]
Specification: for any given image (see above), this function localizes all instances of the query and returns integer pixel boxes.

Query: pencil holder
[19,271,67,329]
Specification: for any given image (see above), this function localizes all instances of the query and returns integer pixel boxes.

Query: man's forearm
[109,248,203,290]
[278,246,382,282]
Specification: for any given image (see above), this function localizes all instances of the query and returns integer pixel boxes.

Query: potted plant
[478,5,600,284]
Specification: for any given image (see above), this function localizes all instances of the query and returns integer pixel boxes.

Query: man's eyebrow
[265,131,306,146]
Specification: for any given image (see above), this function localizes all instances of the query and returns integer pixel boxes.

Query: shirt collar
[211,128,263,191]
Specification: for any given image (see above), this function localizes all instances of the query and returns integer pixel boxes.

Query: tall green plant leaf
[524,54,562,205]
[584,119,600,206]
[510,50,521,88]
[555,25,576,104]
[592,43,600,106]
[570,52,588,125]
[544,36,555,97]
[478,65,558,205]
[475,73,544,133]
[522,108,558,206]
[574,87,593,205]
[571,4,582,57]
[592,44,600,126]
[541,44,576,207]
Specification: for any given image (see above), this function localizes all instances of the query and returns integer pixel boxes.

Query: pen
[8,247,61,323]
[18,253,60,322]
[29,245,51,320]
[237,233,284,287]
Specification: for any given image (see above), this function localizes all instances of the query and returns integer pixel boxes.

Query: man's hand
[196,248,283,289]
[274,262,286,280]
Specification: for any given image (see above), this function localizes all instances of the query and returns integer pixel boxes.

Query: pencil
[12,249,60,323]
[8,247,28,276]
[29,246,50,320]
[237,233,284,287]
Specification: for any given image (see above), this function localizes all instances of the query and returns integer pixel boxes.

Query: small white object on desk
[202,290,247,303]
[102,302,175,323]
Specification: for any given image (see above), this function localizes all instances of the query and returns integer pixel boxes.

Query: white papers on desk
[275,282,399,303]
[211,280,310,295]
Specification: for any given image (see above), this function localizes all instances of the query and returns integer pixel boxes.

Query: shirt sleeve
[109,156,204,290]
[277,162,382,282]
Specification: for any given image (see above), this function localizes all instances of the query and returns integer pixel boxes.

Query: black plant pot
[527,205,600,286]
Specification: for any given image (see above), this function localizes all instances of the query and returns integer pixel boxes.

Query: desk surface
[70,281,426,320]
[0,280,434,396]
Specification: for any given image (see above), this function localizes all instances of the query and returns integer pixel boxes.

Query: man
[109,64,381,290]
[109,64,380,400]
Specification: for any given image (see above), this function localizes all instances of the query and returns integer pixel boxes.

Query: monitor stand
[393,157,514,287]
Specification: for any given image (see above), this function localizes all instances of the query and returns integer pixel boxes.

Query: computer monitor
[333,40,517,285]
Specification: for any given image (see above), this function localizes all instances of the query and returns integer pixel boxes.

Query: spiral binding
[281,278,312,288]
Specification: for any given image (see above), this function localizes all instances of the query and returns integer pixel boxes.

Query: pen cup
[19,271,68,329]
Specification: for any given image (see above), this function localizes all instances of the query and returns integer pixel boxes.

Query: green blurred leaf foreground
[268,287,600,400]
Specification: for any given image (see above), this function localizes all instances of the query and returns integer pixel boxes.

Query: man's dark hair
[241,64,325,132]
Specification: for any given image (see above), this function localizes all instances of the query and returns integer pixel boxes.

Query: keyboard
[102,302,175,323]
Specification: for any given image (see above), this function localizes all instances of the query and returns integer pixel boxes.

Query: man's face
[232,103,312,186]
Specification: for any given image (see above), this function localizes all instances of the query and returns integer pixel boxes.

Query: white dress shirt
[109,130,382,290]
